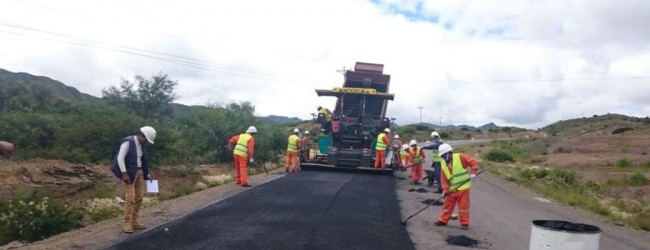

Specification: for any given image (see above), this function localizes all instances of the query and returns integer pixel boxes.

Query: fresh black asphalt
[109,170,415,250]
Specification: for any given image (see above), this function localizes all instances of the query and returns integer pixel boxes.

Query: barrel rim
[532,220,602,234]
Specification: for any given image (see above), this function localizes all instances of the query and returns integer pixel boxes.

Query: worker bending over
[434,143,479,230]
[227,126,257,187]
[408,140,425,184]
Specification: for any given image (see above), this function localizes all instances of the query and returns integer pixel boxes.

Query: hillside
[542,113,650,137]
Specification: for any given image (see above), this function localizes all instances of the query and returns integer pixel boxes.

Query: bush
[0,194,84,245]
[628,173,647,187]
[84,198,122,223]
[612,127,633,134]
[616,158,633,168]
[485,149,515,162]
[544,168,577,187]
[519,168,548,181]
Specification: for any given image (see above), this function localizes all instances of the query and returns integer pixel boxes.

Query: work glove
[227,146,233,152]
[442,192,448,198]
[470,173,477,182]
[249,158,254,163]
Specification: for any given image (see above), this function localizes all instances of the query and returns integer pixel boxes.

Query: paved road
[398,140,650,249]
[110,171,414,250]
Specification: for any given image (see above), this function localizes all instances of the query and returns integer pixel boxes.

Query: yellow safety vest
[319,108,332,122]
[233,133,252,157]
[400,148,409,159]
[441,153,471,191]
[287,134,300,153]
[409,146,424,164]
[375,133,387,150]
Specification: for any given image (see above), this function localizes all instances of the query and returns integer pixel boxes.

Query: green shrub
[628,173,647,187]
[84,198,122,223]
[0,194,84,245]
[643,161,650,169]
[612,127,633,134]
[485,149,515,162]
[616,158,633,168]
[519,168,548,181]
[544,168,577,187]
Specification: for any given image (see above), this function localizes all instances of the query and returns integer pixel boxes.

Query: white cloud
[1,0,649,129]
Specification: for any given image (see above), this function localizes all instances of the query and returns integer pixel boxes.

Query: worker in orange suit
[373,128,392,170]
[434,143,479,230]
[300,130,312,163]
[227,126,257,187]
[408,140,426,185]
[286,128,302,173]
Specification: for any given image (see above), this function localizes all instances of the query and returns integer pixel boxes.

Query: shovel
[401,170,484,226]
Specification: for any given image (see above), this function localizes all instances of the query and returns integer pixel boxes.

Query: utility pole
[336,66,348,76]
[439,117,442,126]
[417,106,424,123]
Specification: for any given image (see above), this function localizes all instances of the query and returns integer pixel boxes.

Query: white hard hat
[246,126,257,133]
[394,134,399,139]
[140,126,156,144]
[384,128,391,133]
[438,143,453,156]
[431,131,440,138]
[293,128,300,133]
[304,130,309,134]
[409,140,417,146]
[401,144,409,150]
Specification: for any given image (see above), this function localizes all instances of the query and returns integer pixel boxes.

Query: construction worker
[109,126,157,234]
[373,128,392,170]
[300,130,312,163]
[286,128,302,173]
[408,140,425,185]
[227,126,257,187]
[399,144,410,171]
[317,106,333,134]
[422,131,444,192]
[434,143,479,230]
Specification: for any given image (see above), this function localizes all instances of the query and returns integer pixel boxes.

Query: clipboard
[146,180,159,193]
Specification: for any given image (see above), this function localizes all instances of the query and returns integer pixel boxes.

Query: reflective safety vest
[233,133,252,157]
[318,108,332,122]
[409,146,424,164]
[375,133,387,151]
[441,153,471,191]
[400,148,409,159]
[432,141,444,163]
[287,134,300,153]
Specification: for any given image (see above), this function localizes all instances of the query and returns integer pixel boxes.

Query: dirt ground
[0,159,282,249]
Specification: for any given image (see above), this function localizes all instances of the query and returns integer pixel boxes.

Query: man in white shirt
[110,126,157,234]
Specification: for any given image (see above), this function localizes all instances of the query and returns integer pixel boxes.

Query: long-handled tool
[401,170,484,226]
[254,162,269,175]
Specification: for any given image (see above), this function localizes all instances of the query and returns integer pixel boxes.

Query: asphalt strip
[109,171,414,250]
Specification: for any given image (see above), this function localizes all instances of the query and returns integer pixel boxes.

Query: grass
[485,161,650,231]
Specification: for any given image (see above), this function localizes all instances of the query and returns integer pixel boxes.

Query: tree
[102,72,179,121]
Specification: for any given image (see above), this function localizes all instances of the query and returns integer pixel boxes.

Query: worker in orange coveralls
[434,143,479,230]
[408,140,426,185]
[227,126,257,187]
[285,128,302,173]
[399,144,410,171]
[373,128,393,170]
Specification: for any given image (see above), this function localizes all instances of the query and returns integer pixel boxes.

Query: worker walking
[286,128,302,173]
[300,130,312,163]
[374,128,392,170]
[434,143,479,230]
[109,126,157,234]
[317,106,333,134]
[408,140,425,185]
[422,131,444,192]
[227,126,257,187]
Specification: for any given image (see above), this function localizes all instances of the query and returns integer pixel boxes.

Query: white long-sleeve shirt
[117,136,143,172]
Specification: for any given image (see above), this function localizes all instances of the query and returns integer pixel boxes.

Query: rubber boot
[132,205,147,230]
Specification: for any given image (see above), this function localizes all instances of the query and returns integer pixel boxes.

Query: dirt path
[1,168,285,250]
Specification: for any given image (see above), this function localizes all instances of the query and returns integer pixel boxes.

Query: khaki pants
[123,169,145,228]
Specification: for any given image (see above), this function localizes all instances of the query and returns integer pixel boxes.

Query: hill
[260,115,303,125]
[541,113,650,137]
[0,68,99,111]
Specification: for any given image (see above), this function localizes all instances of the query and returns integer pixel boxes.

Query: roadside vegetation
[0,72,291,245]
[462,139,650,231]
